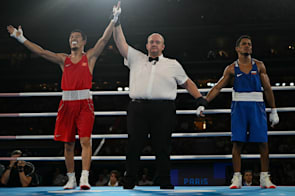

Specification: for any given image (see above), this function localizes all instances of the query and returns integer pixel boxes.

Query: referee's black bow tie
[148,57,159,62]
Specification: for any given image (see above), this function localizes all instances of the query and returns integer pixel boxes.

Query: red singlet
[54,54,94,142]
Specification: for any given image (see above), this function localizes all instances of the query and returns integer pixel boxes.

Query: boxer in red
[7,2,121,190]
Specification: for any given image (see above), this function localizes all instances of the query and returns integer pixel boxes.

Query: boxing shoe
[79,175,91,190]
[229,172,242,189]
[63,173,77,189]
[260,172,276,189]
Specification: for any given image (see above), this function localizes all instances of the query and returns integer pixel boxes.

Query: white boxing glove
[112,5,121,24]
[10,26,27,44]
[196,106,205,117]
[269,108,279,127]
[195,96,208,117]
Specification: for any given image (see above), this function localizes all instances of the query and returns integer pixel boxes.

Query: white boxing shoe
[229,172,242,189]
[260,172,276,189]
[63,173,77,189]
[79,175,91,190]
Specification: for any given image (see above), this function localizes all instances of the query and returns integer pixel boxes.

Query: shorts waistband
[62,89,92,101]
[131,99,174,103]
[232,91,264,102]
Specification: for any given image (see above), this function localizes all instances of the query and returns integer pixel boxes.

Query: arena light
[275,83,280,86]
[290,82,294,86]
[282,83,286,86]
[206,82,215,87]
[202,121,206,130]
[124,87,130,91]
[117,87,123,91]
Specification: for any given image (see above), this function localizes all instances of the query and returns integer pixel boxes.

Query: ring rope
[0,154,295,161]
[1,87,294,161]
[0,107,294,117]
[1,131,295,140]
[0,86,294,97]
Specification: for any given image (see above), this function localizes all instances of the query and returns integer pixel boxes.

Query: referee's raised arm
[113,3,128,59]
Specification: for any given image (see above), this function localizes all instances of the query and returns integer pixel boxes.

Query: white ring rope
[0,131,295,140]
[0,87,294,161]
[0,154,295,161]
[0,86,294,97]
[0,107,294,117]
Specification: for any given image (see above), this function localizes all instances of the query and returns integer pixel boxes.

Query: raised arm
[7,25,66,69]
[113,25,129,59]
[0,159,16,185]
[86,2,122,73]
[112,3,128,59]
[206,65,234,102]
[86,20,115,62]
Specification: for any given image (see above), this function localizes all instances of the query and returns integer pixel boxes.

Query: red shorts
[54,99,94,142]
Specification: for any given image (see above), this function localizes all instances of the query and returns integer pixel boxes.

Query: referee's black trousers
[125,100,176,185]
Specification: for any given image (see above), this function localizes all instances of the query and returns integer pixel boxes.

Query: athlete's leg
[232,141,244,172]
[80,137,92,171]
[64,142,75,173]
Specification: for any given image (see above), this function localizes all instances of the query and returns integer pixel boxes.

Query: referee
[112,4,207,189]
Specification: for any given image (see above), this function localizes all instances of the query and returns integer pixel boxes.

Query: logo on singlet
[82,62,87,66]
[237,73,243,77]
[65,64,71,67]
[251,71,257,75]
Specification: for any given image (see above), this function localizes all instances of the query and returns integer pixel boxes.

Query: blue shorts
[231,101,268,142]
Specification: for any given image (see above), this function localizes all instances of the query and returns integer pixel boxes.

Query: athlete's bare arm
[86,20,115,72]
[256,60,276,108]
[206,64,235,102]
[7,25,66,70]
[86,1,121,74]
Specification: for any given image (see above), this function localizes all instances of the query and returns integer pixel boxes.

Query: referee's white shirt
[124,46,189,100]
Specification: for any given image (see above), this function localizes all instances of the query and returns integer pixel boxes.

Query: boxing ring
[0,86,295,196]
[0,186,295,196]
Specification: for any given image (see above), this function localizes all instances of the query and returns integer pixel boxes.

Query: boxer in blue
[200,35,279,189]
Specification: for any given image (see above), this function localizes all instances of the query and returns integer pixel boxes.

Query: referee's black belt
[131,99,174,103]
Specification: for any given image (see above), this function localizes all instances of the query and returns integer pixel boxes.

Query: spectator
[243,170,253,186]
[106,170,120,186]
[0,150,35,187]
